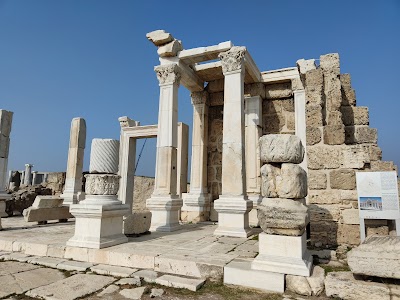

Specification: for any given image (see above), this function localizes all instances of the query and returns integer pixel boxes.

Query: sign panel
[356,171,400,220]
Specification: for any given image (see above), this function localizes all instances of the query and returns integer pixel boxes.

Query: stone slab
[131,269,159,283]
[0,267,65,298]
[26,274,115,300]
[1,252,32,262]
[28,256,67,268]
[115,277,141,286]
[224,258,284,293]
[32,196,64,208]
[0,261,39,276]
[155,274,205,291]
[97,284,119,296]
[56,260,93,272]
[23,206,73,222]
[119,286,148,300]
[347,236,400,279]
[90,264,137,277]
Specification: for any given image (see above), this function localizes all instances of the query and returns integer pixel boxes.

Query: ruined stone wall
[300,54,398,248]
[132,175,155,211]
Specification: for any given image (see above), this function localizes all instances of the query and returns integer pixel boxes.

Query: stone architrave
[61,118,86,205]
[213,47,253,238]
[146,64,183,232]
[24,164,33,186]
[0,109,13,230]
[244,95,263,226]
[68,139,129,249]
[182,91,210,223]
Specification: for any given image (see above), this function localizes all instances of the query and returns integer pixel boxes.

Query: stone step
[155,274,205,291]
[56,260,94,272]
[90,264,138,278]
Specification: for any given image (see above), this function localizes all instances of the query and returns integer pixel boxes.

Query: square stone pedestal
[181,193,210,223]
[67,195,129,249]
[252,232,312,276]
[213,197,253,238]
[146,196,183,232]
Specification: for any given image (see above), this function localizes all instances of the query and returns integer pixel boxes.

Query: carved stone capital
[219,46,246,74]
[191,91,209,106]
[85,174,120,195]
[154,64,181,85]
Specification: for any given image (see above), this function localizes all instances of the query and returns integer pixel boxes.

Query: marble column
[24,164,33,186]
[32,171,38,185]
[61,118,86,205]
[245,95,263,226]
[214,47,253,238]
[182,91,210,222]
[176,122,188,198]
[147,64,183,232]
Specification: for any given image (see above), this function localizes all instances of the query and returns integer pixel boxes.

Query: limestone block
[257,198,308,236]
[341,209,360,225]
[306,105,323,127]
[308,190,341,204]
[155,274,205,291]
[345,126,378,144]
[341,145,370,169]
[326,111,343,126]
[277,164,307,199]
[146,30,173,46]
[265,82,292,99]
[85,174,119,195]
[0,110,13,137]
[324,74,342,111]
[340,190,358,201]
[309,204,340,222]
[349,236,400,279]
[281,98,294,112]
[157,40,183,57]
[323,125,345,145]
[296,58,316,75]
[369,145,382,161]
[31,195,63,208]
[341,106,369,126]
[259,134,304,164]
[286,112,295,131]
[320,53,340,75]
[306,127,322,146]
[262,113,285,134]
[89,139,120,174]
[337,224,360,245]
[330,169,356,190]
[206,79,224,93]
[23,206,73,222]
[263,99,282,114]
[325,272,393,300]
[209,92,224,106]
[340,74,357,106]
[305,68,323,87]
[260,164,279,198]
[367,226,389,236]
[244,82,265,98]
[286,265,325,296]
[307,145,341,169]
[305,87,323,106]
[123,211,151,235]
[308,170,327,190]
[371,160,396,171]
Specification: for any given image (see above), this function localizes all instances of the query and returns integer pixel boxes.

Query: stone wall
[132,175,155,211]
[299,54,398,248]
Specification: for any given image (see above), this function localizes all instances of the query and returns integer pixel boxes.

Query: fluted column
[214,47,253,237]
[182,91,210,222]
[24,164,33,186]
[147,64,183,232]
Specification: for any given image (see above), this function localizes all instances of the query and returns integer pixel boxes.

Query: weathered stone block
[330,169,356,190]
[32,196,63,208]
[306,105,323,127]
[345,126,378,144]
[324,75,342,111]
[262,113,285,134]
[341,106,369,126]
[305,68,323,87]
[209,92,224,106]
[244,82,265,98]
[348,236,400,279]
[307,145,341,169]
[337,224,360,245]
[260,164,279,198]
[369,145,382,161]
[286,112,295,131]
[306,127,321,145]
[286,265,325,296]
[123,211,151,235]
[308,190,341,204]
[309,204,340,222]
[323,125,345,145]
[23,206,73,223]
[258,198,308,236]
[340,145,370,169]
[326,111,343,126]
[305,86,323,106]
[366,225,389,236]
[259,134,304,164]
[157,39,183,57]
[371,160,396,171]
[320,53,340,75]
[340,74,357,106]
[146,30,173,46]
[0,110,13,137]
[341,209,360,225]
[308,171,327,190]
[277,164,307,199]
[296,58,316,75]
[206,79,224,93]
[265,82,292,99]
[340,190,358,201]
[281,98,295,112]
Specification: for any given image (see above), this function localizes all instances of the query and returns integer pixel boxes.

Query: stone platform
[0,216,260,280]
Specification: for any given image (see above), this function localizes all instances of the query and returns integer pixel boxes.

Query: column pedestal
[181,193,210,223]
[251,232,312,276]
[213,197,253,238]
[147,196,182,232]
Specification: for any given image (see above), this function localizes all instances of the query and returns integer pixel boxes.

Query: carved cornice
[154,64,181,85]
[191,91,209,106]
[218,46,246,74]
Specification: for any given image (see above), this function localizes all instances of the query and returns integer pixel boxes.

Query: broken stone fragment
[257,198,308,236]
[123,211,151,235]
[157,39,183,57]
[260,163,279,198]
[296,58,316,75]
[259,134,304,164]
[146,30,173,46]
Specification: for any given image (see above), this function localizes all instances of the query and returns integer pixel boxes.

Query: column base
[213,197,253,238]
[251,232,312,276]
[67,195,129,249]
[61,191,86,206]
[146,195,183,232]
[181,192,210,223]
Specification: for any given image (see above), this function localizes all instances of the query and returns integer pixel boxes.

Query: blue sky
[0,0,399,176]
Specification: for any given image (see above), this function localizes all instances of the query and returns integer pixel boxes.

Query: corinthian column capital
[154,64,181,85]
[190,91,209,106]
[218,46,246,74]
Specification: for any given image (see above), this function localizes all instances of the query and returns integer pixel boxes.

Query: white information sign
[356,171,400,241]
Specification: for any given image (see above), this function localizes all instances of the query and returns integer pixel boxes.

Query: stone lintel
[261,67,299,84]
[178,41,233,64]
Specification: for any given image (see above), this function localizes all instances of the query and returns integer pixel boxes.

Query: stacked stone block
[298,53,398,247]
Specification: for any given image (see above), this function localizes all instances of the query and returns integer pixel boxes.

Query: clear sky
[0,0,399,177]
